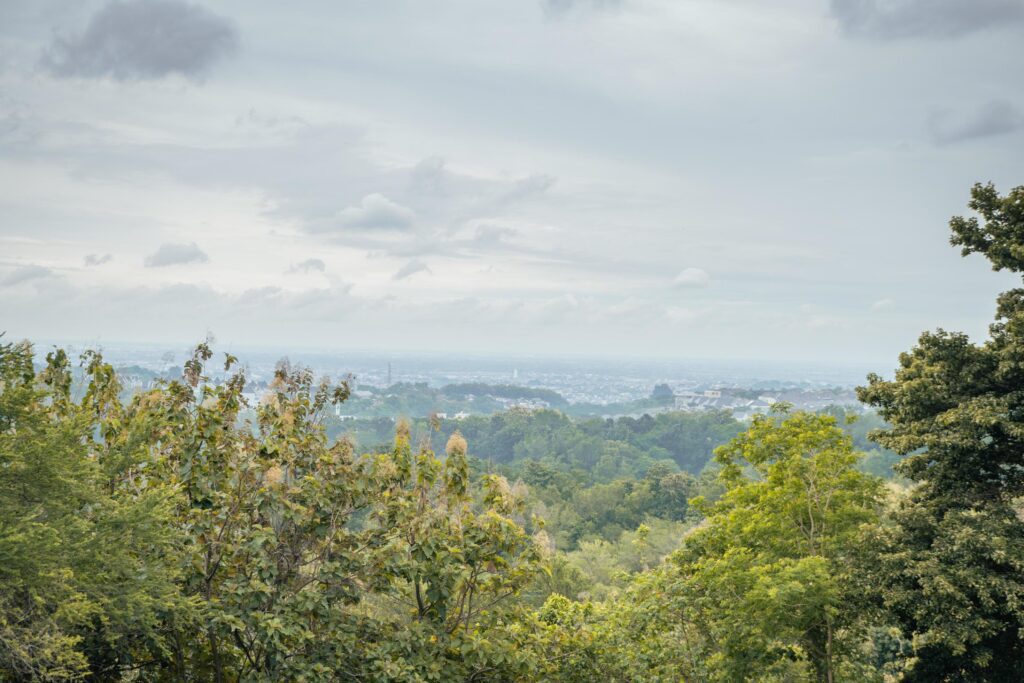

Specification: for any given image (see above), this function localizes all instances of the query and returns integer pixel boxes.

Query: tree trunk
[208,626,225,683]
[825,619,835,683]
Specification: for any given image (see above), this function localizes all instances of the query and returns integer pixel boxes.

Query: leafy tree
[565,519,688,600]
[0,341,186,680]
[356,427,547,681]
[154,350,391,681]
[620,410,884,682]
[0,340,99,679]
[526,595,610,682]
[819,406,903,479]
[1,339,560,681]
[858,182,1024,681]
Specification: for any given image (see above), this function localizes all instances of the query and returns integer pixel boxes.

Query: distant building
[651,383,675,401]
[703,390,722,398]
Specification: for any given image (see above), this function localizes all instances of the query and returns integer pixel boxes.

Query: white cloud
[870,298,895,311]
[673,268,710,288]
[665,306,703,323]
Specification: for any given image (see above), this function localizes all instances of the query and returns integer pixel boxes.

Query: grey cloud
[0,276,641,348]
[408,156,447,195]
[472,224,519,247]
[2,265,54,287]
[132,283,354,322]
[492,174,556,208]
[144,242,208,267]
[286,258,326,274]
[335,193,416,231]
[433,173,555,237]
[0,110,23,140]
[830,0,1024,40]
[31,124,558,257]
[84,253,113,266]
[41,0,237,81]
[542,0,622,18]
[1,280,361,344]
[392,259,431,281]
[0,95,36,146]
[234,109,308,135]
[929,100,1024,144]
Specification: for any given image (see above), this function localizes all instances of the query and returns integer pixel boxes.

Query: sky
[1,0,1022,366]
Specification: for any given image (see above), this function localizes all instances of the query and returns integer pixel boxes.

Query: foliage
[333,408,742,481]
[819,406,903,479]
[529,468,694,550]
[0,341,187,680]
[606,410,885,682]
[355,426,546,681]
[857,182,1024,681]
[949,181,1024,273]
[564,519,689,601]
[0,342,551,681]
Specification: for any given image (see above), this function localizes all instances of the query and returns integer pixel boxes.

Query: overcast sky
[1,0,1022,364]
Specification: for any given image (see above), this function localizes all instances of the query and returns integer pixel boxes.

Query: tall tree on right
[858,182,1024,681]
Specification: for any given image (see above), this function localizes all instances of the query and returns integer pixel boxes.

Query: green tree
[358,427,547,681]
[616,410,884,682]
[129,348,549,681]
[1,338,558,681]
[0,341,187,680]
[858,182,1024,681]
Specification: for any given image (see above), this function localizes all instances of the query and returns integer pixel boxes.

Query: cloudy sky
[1,0,1022,364]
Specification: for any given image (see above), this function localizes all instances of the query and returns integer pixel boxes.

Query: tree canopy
[858,181,1024,681]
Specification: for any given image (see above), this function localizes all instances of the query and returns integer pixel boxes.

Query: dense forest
[319,381,698,420]
[3,182,1024,681]
[331,409,745,478]
[337,406,900,481]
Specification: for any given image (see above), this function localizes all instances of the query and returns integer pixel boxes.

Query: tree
[119,347,549,681]
[0,341,186,680]
[618,410,884,682]
[0,337,559,681]
[151,350,388,681]
[650,384,675,402]
[858,181,1024,681]
[357,426,548,681]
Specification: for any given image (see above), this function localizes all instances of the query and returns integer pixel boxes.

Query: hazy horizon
[21,335,885,391]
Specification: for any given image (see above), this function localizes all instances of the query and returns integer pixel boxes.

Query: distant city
[37,340,880,419]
